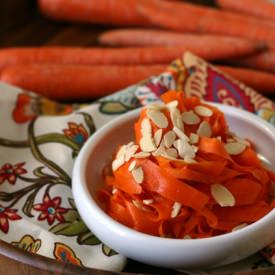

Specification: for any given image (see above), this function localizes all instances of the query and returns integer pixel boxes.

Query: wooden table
[1,1,275,274]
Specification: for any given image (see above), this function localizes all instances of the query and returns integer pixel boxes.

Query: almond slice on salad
[211,184,235,207]
[152,145,166,157]
[154,129,163,147]
[170,108,184,130]
[131,166,144,184]
[171,202,182,218]
[125,144,139,161]
[146,102,166,111]
[164,130,176,148]
[173,126,189,141]
[112,157,125,171]
[225,142,246,155]
[194,105,213,117]
[140,135,156,152]
[133,152,151,158]
[182,111,201,125]
[143,199,154,205]
[128,160,137,172]
[197,121,212,137]
[147,109,169,129]
[189,133,199,144]
[165,148,178,159]
[141,118,152,136]
[166,100,178,109]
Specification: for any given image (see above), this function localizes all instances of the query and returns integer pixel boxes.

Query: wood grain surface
[0,0,275,274]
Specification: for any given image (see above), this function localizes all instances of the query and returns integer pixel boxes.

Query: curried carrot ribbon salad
[99,91,275,239]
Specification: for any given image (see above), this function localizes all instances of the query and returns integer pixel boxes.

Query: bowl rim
[72,103,275,245]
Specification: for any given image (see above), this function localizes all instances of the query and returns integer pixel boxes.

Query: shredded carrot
[99,90,275,238]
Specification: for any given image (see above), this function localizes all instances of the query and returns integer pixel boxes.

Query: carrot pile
[99,91,275,238]
[0,0,275,99]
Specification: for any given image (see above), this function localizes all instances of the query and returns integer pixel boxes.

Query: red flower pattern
[0,206,21,233]
[63,122,88,145]
[33,194,67,225]
[0,162,27,185]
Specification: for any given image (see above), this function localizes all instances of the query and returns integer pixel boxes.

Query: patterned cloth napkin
[0,52,275,273]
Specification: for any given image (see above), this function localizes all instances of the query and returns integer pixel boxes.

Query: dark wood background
[1,0,275,274]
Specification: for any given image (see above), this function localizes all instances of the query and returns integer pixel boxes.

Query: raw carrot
[217,0,275,21]
[99,29,264,59]
[0,46,237,72]
[100,91,275,238]
[38,0,155,26]
[216,65,275,94]
[0,64,166,100]
[138,1,275,43]
[232,49,275,73]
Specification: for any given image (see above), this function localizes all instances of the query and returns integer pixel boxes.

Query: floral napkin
[0,52,275,273]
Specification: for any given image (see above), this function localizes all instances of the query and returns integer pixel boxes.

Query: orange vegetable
[0,46,194,71]
[100,90,275,238]
[217,0,275,21]
[38,0,152,26]
[138,1,275,43]
[0,46,264,75]
[0,64,166,100]
[233,49,275,73]
[99,29,264,60]
[217,65,275,94]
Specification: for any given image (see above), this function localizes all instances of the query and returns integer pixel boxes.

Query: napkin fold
[0,52,274,272]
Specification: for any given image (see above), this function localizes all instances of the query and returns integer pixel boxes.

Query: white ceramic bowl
[72,104,275,269]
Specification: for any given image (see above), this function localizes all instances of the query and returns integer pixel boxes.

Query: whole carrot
[137,1,275,43]
[217,0,275,21]
[99,29,265,58]
[217,65,275,94]
[0,64,166,100]
[38,0,154,26]
[233,49,275,73]
[0,46,255,72]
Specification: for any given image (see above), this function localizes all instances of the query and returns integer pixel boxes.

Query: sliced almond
[154,129,163,147]
[189,133,199,144]
[143,199,154,205]
[171,202,182,218]
[140,135,156,152]
[146,102,166,111]
[165,148,178,159]
[174,139,196,160]
[132,166,144,184]
[184,157,197,164]
[194,105,213,117]
[232,223,247,232]
[163,130,176,148]
[125,144,139,161]
[182,111,201,125]
[233,135,250,146]
[133,152,151,158]
[141,118,152,136]
[147,110,168,129]
[128,160,137,172]
[116,145,126,160]
[211,184,235,207]
[173,126,189,141]
[170,108,184,130]
[152,146,166,157]
[196,121,212,137]
[112,157,124,171]
[225,142,246,155]
[112,188,118,194]
[166,100,178,109]
[183,235,192,239]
